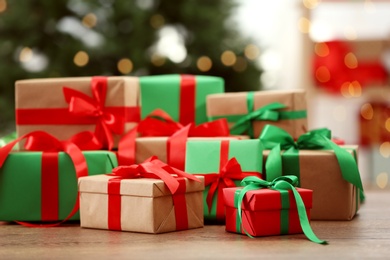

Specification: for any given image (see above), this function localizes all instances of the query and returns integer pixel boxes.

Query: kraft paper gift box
[206,89,307,139]
[0,151,118,222]
[139,74,224,125]
[78,162,204,234]
[184,139,262,222]
[15,76,140,149]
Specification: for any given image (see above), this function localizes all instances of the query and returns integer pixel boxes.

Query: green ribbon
[0,132,17,148]
[259,124,364,202]
[234,175,327,244]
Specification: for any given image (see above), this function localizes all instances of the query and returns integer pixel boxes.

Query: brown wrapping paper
[206,90,307,139]
[15,77,140,148]
[263,145,360,220]
[78,175,204,233]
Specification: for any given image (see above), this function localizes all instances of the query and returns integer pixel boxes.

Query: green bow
[259,124,364,202]
[234,175,327,244]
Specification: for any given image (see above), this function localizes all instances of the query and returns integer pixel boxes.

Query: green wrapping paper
[0,151,117,221]
[140,74,224,125]
[185,139,263,222]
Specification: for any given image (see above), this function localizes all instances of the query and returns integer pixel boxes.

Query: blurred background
[1,0,390,188]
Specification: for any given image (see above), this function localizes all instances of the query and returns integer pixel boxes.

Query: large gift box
[184,139,262,222]
[15,76,140,149]
[206,89,307,139]
[139,74,224,125]
[78,158,204,233]
[0,151,118,221]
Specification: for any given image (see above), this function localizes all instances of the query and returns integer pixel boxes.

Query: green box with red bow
[139,74,224,125]
[206,89,307,139]
[15,76,140,150]
[184,139,263,222]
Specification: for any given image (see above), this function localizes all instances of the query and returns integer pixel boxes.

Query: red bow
[63,77,125,150]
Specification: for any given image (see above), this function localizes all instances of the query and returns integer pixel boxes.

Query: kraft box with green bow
[260,125,364,220]
[139,74,224,126]
[206,89,307,139]
[184,139,262,222]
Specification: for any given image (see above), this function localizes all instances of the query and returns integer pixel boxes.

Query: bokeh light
[117,58,133,74]
[315,66,330,82]
[82,13,97,28]
[221,51,237,66]
[244,44,260,60]
[344,52,358,69]
[151,54,165,66]
[233,56,248,72]
[376,172,388,189]
[0,0,7,13]
[73,51,89,67]
[360,103,374,120]
[379,142,390,158]
[197,56,212,72]
[298,17,311,33]
[150,14,165,29]
[303,0,321,9]
[19,47,33,63]
[314,42,329,57]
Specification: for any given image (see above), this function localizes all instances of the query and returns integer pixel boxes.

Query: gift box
[78,158,204,233]
[206,89,307,139]
[139,74,224,125]
[0,151,118,221]
[16,76,140,149]
[184,139,262,222]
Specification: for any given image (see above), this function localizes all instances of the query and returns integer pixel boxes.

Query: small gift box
[206,89,307,138]
[16,76,140,150]
[78,157,204,233]
[224,176,326,244]
[185,139,262,222]
[139,74,224,125]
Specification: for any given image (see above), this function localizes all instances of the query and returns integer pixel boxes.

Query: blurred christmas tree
[0,0,262,133]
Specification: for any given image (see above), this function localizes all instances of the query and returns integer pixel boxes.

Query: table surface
[0,189,389,260]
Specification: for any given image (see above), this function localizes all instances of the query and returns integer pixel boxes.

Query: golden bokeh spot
[150,14,165,29]
[221,51,237,66]
[349,80,361,97]
[233,57,248,72]
[244,44,260,60]
[117,58,133,74]
[340,81,351,98]
[82,13,97,28]
[197,56,212,72]
[385,118,390,132]
[314,42,329,57]
[151,54,166,66]
[73,51,89,67]
[376,172,388,189]
[379,142,390,158]
[298,17,311,34]
[303,0,321,9]
[0,0,7,13]
[315,66,330,83]
[19,47,33,63]
[344,52,358,69]
[360,103,374,120]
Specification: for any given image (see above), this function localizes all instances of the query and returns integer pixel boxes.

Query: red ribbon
[196,140,261,220]
[16,76,141,150]
[0,131,88,226]
[179,74,196,125]
[107,156,200,231]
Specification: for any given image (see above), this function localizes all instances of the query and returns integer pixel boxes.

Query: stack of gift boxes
[0,74,363,244]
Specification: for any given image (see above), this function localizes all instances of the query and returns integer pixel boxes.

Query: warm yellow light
[349,81,362,97]
[73,51,89,67]
[244,44,260,60]
[298,17,311,34]
[117,58,133,74]
[379,142,390,158]
[0,0,7,13]
[233,57,248,72]
[340,82,351,98]
[360,103,374,120]
[150,14,165,29]
[385,118,390,132]
[221,51,236,66]
[82,13,97,28]
[376,172,388,189]
[303,0,321,9]
[197,56,212,72]
[19,47,33,62]
[314,42,329,57]
[344,52,358,69]
[315,66,330,83]
[151,54,165,66]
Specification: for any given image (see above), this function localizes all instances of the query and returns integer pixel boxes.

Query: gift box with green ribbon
[139,74,224,125]
[185,139,262,222]
[260,124,364,220]
[224,176,326,244]
[206,89,307,139]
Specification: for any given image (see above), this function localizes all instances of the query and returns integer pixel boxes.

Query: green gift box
[0,151,117,222]
[140,74,224,125]
[185,139,262,222]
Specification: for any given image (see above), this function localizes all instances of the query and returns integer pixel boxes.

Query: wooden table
[0,189,389,259]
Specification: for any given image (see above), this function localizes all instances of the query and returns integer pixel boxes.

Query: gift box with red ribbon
[16,76,140,150]
[184,139,263,222]
[206,89,308,139]
[78,157,204,233]
[139,74,224,125]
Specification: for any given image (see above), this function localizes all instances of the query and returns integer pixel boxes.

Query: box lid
[223,187,312,211]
